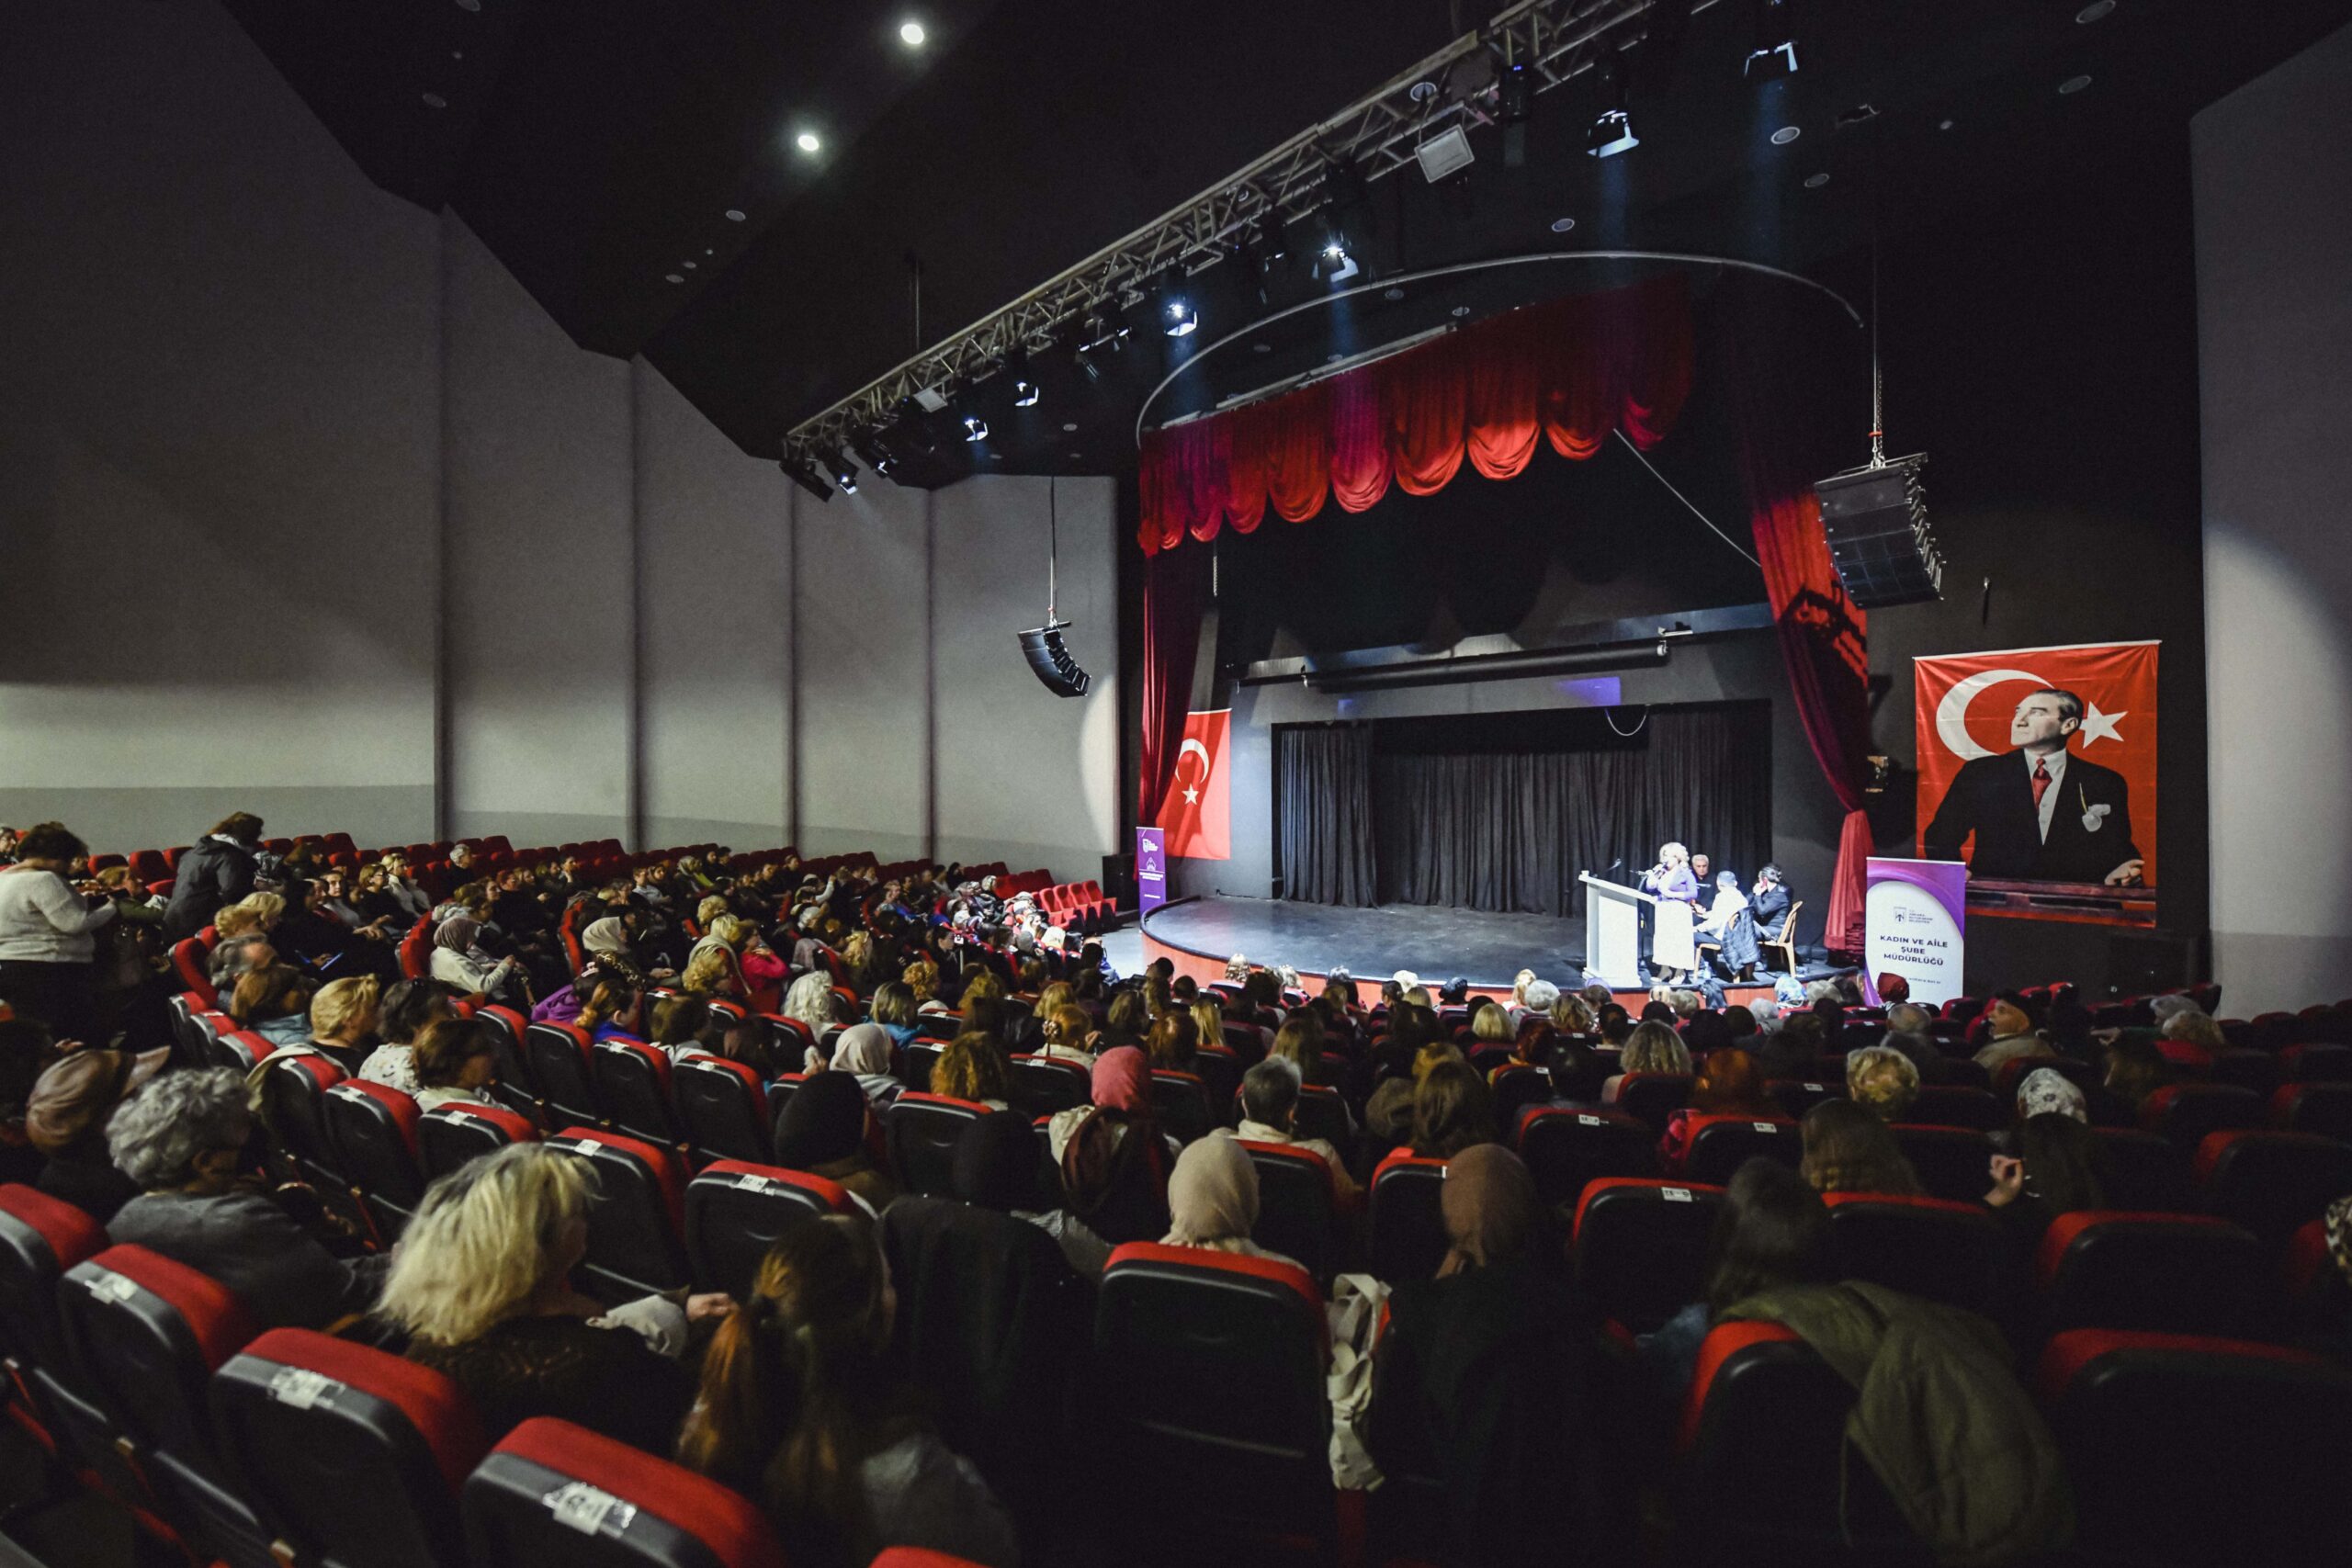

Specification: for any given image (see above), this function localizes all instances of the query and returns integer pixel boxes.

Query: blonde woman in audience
[1846,1044,1923,1123]
[1035,1004,1098,1067]
[1470,1001,1516,1045]
[1601,1020,1692,1103]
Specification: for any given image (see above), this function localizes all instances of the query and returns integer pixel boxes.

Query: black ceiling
[223,0,2352,482]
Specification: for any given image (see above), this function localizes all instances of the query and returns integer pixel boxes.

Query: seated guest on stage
[676,1214,1017,1568]
[1972,996,2053,1073]
[1373,1145,1610,1564]
[1409,1058,1498,1159]
[107,1066,388,1331]
[1227,1056,1358,1203]
[1799,1099,1922,1195]
[1697,873,1761,980]
[1641,1157,1837,1399]
[1601,1020,1692,1103]
[1846,1044,1923,1123]
[385,1145,722,1453]
[1658,1047,1775,1175]
[1749,864,1792,944]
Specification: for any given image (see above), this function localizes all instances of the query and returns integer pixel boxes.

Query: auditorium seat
[2038,1330,2352,1566]
[1674,1321,1913,1562]
[1821,1191,2004,1314]
[212,1028,277,1074]
[1767,1078,1842,1122]
[1612,1072,1694,1132]
[1369,1150,1451,1283]
[592,1039,684,1150]
[1905,1085,2005,1132]
[1294,1082,1352,1149]
[1680,1115,1803,1185]
[2140,1082,2264,1149]
[1148,1070,1215,1145]
[2088,1126,2199,1212]
[56,1244,270,1564]
[1238,1140,1341,1281]
[473,1004,540,1122]
[1487,1064,1552,1130]
[547,1129,690,1301]
[1574,1178,1726,1334]
[170,936,219,1010]
[2282,1217,2352,1341]
[684,1160,854,1298]
[256,1051,347,1196]
[0,1183,108,1454]
[2280,1041,2352,1082]
[672,1055,774,1165]
[417,1101,540,1179]
[324,1079,427,1245]
[2271,1080,2352,1141]
[462,1416,786,1568]
[212,1327,489,1568]
[1006,1054,1090,1118]
[2034,1211,2270,1341]
[1887,1124,1995,1205]
[885,1093,991,1199]
[2196,1128,2352,1247]
[524,1021,604,1130]
[1093,1243,1332,1547]
[1516,1105,1657,1207]
[398,916,435,981]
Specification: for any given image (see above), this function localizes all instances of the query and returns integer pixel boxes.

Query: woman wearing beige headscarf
[1159,1134,1298,1269]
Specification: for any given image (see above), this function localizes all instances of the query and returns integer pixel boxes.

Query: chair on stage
[1762,901,1804,976]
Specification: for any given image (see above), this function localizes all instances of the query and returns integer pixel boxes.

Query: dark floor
[0,1428,133,1567]
[1145,896,1592,989]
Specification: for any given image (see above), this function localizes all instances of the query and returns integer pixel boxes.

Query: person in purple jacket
[1640,842,1702,982]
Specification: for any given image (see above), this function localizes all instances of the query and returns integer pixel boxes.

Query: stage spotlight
[1006,346,1040,407]
[1498,58,1533,167]
[898,19,926,48]
[848,430,898,479]
[779,449,832,502]
[1588,55,1638,158]
[1744,0,1800,82]
[1158,272,1198,337]
[815,445,859,494]
[961,410,989,443]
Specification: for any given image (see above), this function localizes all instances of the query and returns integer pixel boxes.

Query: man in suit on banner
[1923,687,2143,885]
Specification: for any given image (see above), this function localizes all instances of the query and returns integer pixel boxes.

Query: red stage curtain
[1138,544,1212,823]
[1137,275,1694,554]
[1724,280,1873,953]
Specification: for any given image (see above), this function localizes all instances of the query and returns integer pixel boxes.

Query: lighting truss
[786,0,1702,456]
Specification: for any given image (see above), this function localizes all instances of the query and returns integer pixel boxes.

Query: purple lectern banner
[1864,857,1968,1006]
[1136,827,1168,917]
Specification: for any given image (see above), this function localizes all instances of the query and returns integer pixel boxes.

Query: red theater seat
[1368,1149,1451,1283]
[884,1093,990,1200]
[684,1161,854,1298]
[212,1327,489,1568]
[2035,1211,2270,1341]
[1679,1114,1803,1185]
[417,1100,541,1179]
[2271,1080,2352,1141]
[1821,1190,2004,1314]
[1611,1072,1694,1132]
[547,1129,690,1302]
[1237,1140,1341,1281]
[592,1038,683,1149]
[1574,1178,1725,1334]
[0,1184,108,1453]
[2196,1128,2352,1247]
[673,1055,774,1165]
[1516,1105,1658,1207]
[324,1078,426,1244]
[1007,1054,1090,1118]
[2140,1081,2264,1149]
[1888,1123,1995,1205]
[462,1416,786,1568]
[525,1021,603,1130]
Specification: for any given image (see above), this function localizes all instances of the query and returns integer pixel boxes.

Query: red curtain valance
[1137,275,1694,555]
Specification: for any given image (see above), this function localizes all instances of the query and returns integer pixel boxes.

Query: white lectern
[1580,872,1693,989]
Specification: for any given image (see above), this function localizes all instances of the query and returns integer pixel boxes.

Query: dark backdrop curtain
[1285,705,1769,917]
[1276,726,1377,907]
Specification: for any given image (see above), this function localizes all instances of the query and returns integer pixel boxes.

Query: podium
[1581,873,1694,989]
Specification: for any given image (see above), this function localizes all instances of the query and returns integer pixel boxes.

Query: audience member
[162,813,264,941]
[676,1214,1017,1568]
[1846,1043,1923,1123]
[1226,1055,1358,1203]
[1161,1134,1296,1268]
[931,1033,1010,1110]
[1641,1158,1837,1398]
[26,1043,165,1221]
[357,977,451,1096]
[2101,1032,2169,1114]
[1658,1047,1775,1175]
[1601,1020,1692,1102]
[2015,1066,2087,1124]
[1049,1046,1171,1247]
[0,1018,57,1185]
[0,822,119,1046]
[1408,1057,1498,1159]
[227,964,315,1049]
[1973,997,2052,1073]
[774,1071,898,1214]
[1799,1098,1922,1195]
[382,1145,723,1451]
[106,1066,386,1329]
[410,1017,502,1111]
[951,1111,1111,1274]
[830,1023,902,1109]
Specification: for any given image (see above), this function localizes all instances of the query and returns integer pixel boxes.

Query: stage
[1139,894,1788,1008]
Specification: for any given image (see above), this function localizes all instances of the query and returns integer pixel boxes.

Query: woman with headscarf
[429,914,526,1004]
[2015,1066,2088,1124]
[1047,1046,1173,1247]
[1373,1145,1608,1566]
[774,1070,897,1214]
[580,914,652,988]
[952,1111,1111,1274]
[830,1022,902,1110]
[1159,1134,1297,1269]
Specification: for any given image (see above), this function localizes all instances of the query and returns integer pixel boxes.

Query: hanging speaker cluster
[1815,452,1944,609]
[1018,621,1091,698]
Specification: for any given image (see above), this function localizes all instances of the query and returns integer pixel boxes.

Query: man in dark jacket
[162,813,264,941]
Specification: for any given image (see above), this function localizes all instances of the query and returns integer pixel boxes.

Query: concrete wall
[0,0,1121,878]
[2193,22,2352,1013]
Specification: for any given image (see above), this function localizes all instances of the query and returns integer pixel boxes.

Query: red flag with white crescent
[1153,709,1231,861]
[1915,641,2159,886]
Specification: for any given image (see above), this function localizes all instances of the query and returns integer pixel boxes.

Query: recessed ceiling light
[452,51,465,62]
[1069,452,1082,459]
[1770,125,1802,145]
[422,92,448,109]
[682,261,696,270]
[454,0,481,11]
[1253,342,1272,353]
[2059,74,2092,95]
[724,209,746,222]
[1451,305,1472,318]
[1383,287,1405,301]
[2076,1,2117,22]
[794,130,822,154]
[664,274,684,284]
[1062,422,1078,432]
[703,248,713,256]
[1804,172,1830,188]
[899,20,927,47]
[1550,217,1577,233]
[1939,118,1956,130]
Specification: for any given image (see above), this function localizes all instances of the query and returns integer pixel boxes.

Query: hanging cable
[1605,705,1651,738]
[1046,477,1058,624]
[1611,431,1763,569]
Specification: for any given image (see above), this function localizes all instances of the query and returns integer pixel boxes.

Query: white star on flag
[2077,703,2124,747]
[1183,785,1199,804]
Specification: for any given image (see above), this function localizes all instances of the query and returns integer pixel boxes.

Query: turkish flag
[1915,641,2159,886]
[1154,709,1231,860]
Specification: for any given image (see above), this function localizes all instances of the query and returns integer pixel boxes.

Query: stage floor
[1142,897,1589,992]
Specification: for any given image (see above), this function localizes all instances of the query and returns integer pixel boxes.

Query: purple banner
[1136,827,1168,917]
[1864,857,1969,1006]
